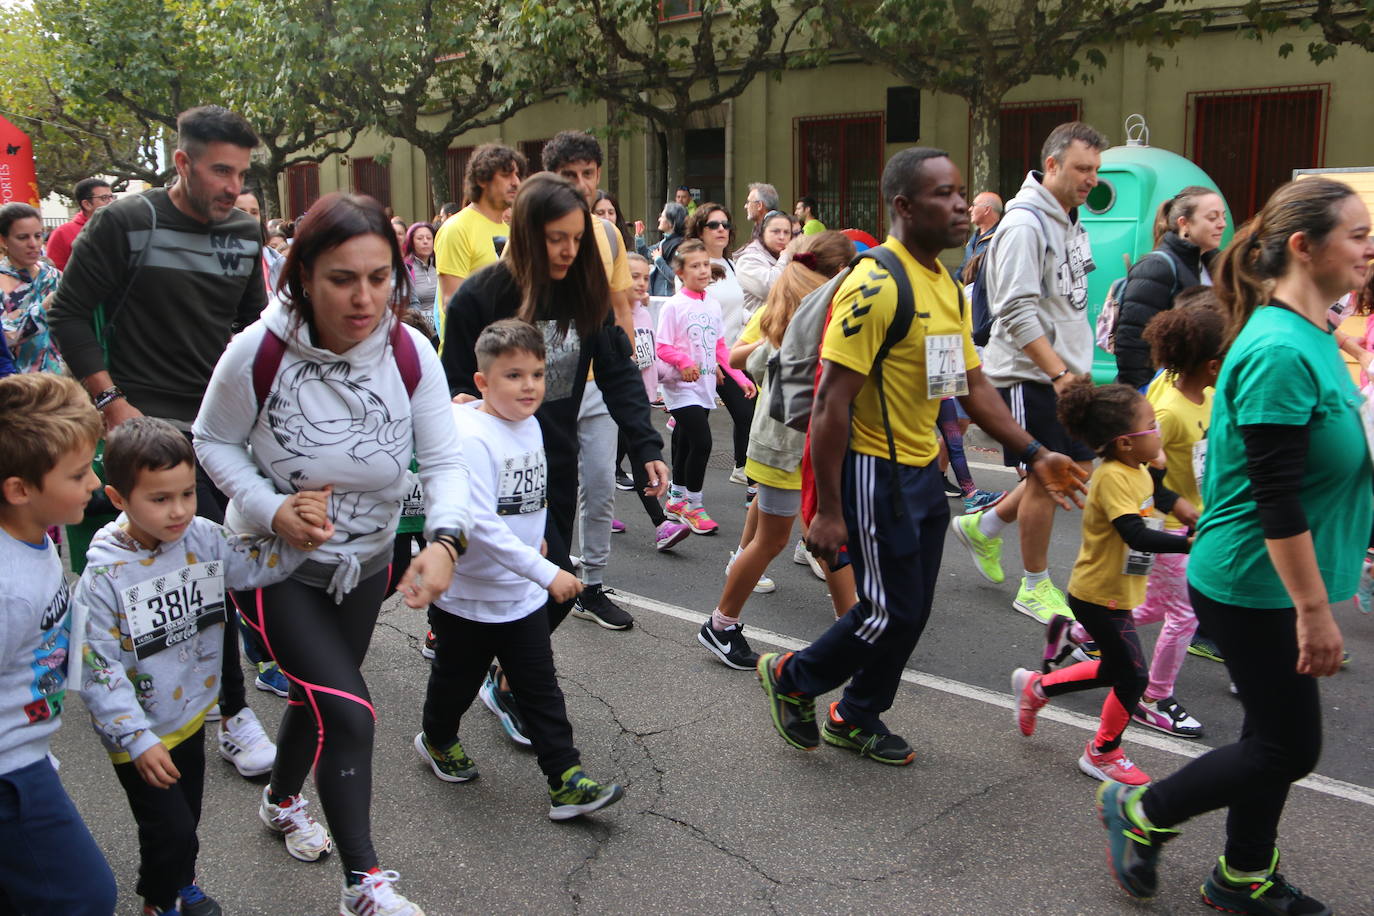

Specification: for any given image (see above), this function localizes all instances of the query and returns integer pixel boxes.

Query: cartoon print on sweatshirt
[265,358,411,535]
[23,579,71,724]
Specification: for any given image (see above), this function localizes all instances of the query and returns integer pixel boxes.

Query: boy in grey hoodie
[71,418,329,916]
[952,122,1108,626]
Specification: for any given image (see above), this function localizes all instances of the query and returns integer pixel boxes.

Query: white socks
[978,507,1009,539]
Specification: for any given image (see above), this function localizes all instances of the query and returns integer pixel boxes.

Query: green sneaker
[1097,782,1178,900]
[548,766,624,820]
[755,652,819,750]
[821,702,915,765]
[950,512,1005,584]
[413,732,478,783]
[1014,577,1071,624]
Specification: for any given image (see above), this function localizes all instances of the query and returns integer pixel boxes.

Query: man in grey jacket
[950,121,1107,624]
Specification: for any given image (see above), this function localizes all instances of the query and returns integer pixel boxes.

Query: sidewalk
[52,592,1371,915]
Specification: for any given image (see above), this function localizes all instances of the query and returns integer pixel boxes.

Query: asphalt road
[49,408,1374,914]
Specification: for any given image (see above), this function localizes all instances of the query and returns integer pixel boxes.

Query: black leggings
[619,432,666,526]
[113,727,204,909]
[669,404,712,493]
[423,606,580,782]
[1141,587,1322,872]
[1040,595,1148,753]
[717,371,755,469]
[233,570,388,876]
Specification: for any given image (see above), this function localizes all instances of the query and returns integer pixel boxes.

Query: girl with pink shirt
[655,240,755,534]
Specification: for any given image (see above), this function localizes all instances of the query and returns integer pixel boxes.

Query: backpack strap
[599,216,621,262]
[253,318,422,415]
[857,247,917,517]
[389,318,422,398]
[252,330,288,413]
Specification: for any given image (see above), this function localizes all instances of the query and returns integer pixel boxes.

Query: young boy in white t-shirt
[415,319,624,820]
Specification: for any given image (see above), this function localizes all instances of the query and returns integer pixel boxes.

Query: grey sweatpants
[576,380,617,585]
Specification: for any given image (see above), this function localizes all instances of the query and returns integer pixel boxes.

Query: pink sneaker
[1011,668,1047,736]
[654,520,691,551]
[610,518,626,533]
[664,499,688,522]
[680,505,718,535]
[1078,739,1151,785]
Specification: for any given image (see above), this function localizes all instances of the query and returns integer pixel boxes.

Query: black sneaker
[176,885,222,916]
[1201,855,1330,916]
[697,621,760,670]
[821,702,915,765]
[943,475,962,497]
[755,652,818,750]
[571,584,634,630]
[421,629,437,660]
[614,470,634,491]
[479,665,531,747]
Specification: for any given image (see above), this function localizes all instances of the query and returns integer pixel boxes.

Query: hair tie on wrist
[793,251,818,270]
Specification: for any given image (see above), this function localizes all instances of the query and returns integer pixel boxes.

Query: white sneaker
[218,708,276,777]
[792,539,826,581]
[259,786,332,861]
[728,466,749,485]
[726,549,775,594]
[341,868,425,916]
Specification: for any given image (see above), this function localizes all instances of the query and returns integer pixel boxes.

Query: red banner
[0,116,40,208]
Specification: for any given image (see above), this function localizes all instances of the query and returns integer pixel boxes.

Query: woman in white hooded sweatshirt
[194,192,471,916]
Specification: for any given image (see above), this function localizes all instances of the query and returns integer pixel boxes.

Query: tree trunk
[421,141,450,217]
[254,161,284,220]
[967,92,1001,203]
[605,100,620,199]
[662,122,687,201]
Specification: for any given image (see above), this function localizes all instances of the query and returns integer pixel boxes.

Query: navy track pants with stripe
[780,452,948,732]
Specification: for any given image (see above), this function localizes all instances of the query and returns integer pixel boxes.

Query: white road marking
[613,589,1374,809]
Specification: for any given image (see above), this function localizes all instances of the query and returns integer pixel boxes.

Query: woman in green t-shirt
[1094,177,1374,916]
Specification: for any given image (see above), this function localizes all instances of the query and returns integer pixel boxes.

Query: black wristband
[432,528,467,558]
[1019,439,1043,467]
[1050,369,1069,382]
[93,385,125,410]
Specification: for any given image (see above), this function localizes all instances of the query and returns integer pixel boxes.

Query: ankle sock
[1023,568,1050,589]
[978,508,1008,538]
[687,489,703,507]
[668,484,684,501]
[711,608,740,631]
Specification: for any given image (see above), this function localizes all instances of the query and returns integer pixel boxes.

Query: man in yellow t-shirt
[434,143,525,334]
[756,148,1088,763]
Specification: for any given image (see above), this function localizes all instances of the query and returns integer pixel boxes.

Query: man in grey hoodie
[950,122,1108,625]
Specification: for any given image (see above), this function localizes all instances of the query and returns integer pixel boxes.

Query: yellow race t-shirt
[1145,372,1212,529]
[591,215,631,293]
[1067,459,1157,610]
[819,237,978,467]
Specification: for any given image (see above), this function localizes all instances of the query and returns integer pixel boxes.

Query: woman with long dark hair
[1097,177,1373,915]
[441,172,667,743]
[195,192,471,916]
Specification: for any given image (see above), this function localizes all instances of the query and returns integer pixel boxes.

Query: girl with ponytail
[1096,177,1374,914]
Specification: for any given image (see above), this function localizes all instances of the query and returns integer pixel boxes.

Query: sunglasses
[704,220,731,230]
[1119,426,1159,440]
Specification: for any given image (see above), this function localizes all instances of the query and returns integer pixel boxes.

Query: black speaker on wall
[886,87,920,143]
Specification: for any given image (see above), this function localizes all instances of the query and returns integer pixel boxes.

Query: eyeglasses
[89,193,116,203]
[703,220,731,230]
[1119,426,1159,439]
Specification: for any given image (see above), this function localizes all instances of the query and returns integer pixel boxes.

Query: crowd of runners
[0,103,1369,916]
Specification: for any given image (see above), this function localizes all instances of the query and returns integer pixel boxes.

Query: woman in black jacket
[1114,186,1228,389]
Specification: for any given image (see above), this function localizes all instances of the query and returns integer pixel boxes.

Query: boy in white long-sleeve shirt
[71,418,329,916]
[414,319,625,821]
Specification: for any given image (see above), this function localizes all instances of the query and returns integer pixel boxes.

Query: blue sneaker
[1096,782,1178,900]
[478,666,531,747]
[962,489,1006,514]
[254,662,289,698]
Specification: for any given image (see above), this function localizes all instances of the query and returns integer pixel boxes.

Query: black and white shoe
[697,621,760,670]
[614,470,635,491]
[571,585,634,630]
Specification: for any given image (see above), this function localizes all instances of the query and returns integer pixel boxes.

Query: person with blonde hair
[699,230,858,669]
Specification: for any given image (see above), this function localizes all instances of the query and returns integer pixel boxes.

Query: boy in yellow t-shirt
[1011,380,1195,787]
